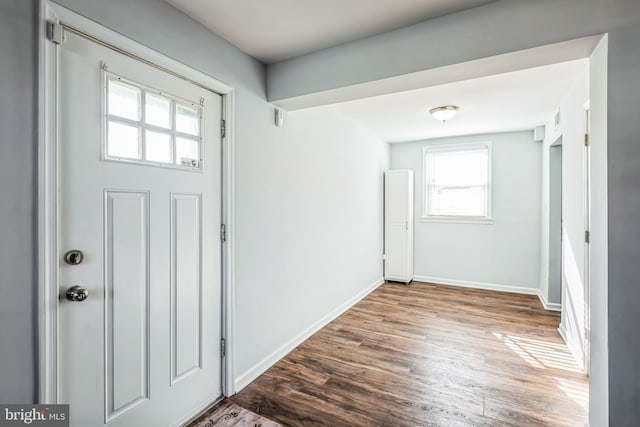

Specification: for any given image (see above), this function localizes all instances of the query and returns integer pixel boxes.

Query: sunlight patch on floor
[555,377,589,410]
[493,333,581,372]
[493,332,588,410]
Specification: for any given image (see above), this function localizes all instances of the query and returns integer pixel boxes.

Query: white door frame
[37,0,236,405]
[583,100,591,375]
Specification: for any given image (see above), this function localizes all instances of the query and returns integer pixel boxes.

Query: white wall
[234,107,388,386]
[390,131,541,291]
[540,68,589,367]
[49,0,388,395]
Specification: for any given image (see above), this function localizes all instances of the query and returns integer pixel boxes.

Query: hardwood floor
[230,282,588,426]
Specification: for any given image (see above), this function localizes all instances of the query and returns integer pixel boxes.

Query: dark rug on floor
[190,401,282,427]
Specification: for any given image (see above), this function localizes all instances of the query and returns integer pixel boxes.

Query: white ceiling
[325,59,589,143]
[165,0,496,63]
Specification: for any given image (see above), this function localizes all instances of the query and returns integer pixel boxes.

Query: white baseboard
[537,290,562,312]
[413,275,540,296]
[233,277,385,393]
[413,275,563,312]
[558,322,584,369]
[558,322,569,343]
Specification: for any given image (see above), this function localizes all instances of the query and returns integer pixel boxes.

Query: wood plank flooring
[230,282,588,426]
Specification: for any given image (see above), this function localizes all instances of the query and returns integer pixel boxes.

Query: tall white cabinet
[384,170,414,283]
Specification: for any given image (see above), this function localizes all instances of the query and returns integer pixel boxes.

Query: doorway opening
[548,139,563,308]
[300,39,601,424]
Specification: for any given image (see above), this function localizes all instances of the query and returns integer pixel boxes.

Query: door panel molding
[104,190,151,421]
[38,1,237,409]
[170,193,203,385]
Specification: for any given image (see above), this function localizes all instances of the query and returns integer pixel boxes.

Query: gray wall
[390,131,541,290]
[268,1,640,425]
[0,0,38,404]
[606,15,640,426]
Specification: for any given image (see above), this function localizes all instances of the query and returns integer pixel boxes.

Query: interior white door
[58,30,222,427]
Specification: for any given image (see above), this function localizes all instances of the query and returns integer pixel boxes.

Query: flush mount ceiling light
[429,105,459,123]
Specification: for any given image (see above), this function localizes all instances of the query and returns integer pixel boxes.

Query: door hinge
[584,134,589,147]
[585,230,590,244]
[220,119,226,139]
[220,224,227,242]
[47,21,65,44]
[220,338,226,358]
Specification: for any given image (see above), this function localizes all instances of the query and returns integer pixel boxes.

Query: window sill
[420,216,494,225]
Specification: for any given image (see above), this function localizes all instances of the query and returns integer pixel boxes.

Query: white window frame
[103,71,205,171]
[422,141,493,224]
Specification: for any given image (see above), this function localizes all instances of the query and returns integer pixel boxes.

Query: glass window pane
[107,121,140,159]
[426,145,489,217]
[430,149,488,186]
[429,186,487,217]
[145,93,171,128]
[108,79,140,121]
[176,105,200,136]
[145,130,171,163]
[176,137,199,167]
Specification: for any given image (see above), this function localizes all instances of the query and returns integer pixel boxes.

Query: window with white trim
[105,74,203,170]
[423,142,492,223]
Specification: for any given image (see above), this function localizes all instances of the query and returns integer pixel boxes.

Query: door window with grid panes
[105,74,203,170]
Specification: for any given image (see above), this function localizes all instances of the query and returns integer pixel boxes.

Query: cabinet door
[385,172,410,280]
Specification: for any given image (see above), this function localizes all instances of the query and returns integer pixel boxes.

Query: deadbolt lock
[64,250,84,265]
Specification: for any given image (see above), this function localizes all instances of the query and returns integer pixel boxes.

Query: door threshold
[179,395,225,427]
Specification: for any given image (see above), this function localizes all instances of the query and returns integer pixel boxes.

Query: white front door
[58,29,222,427]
